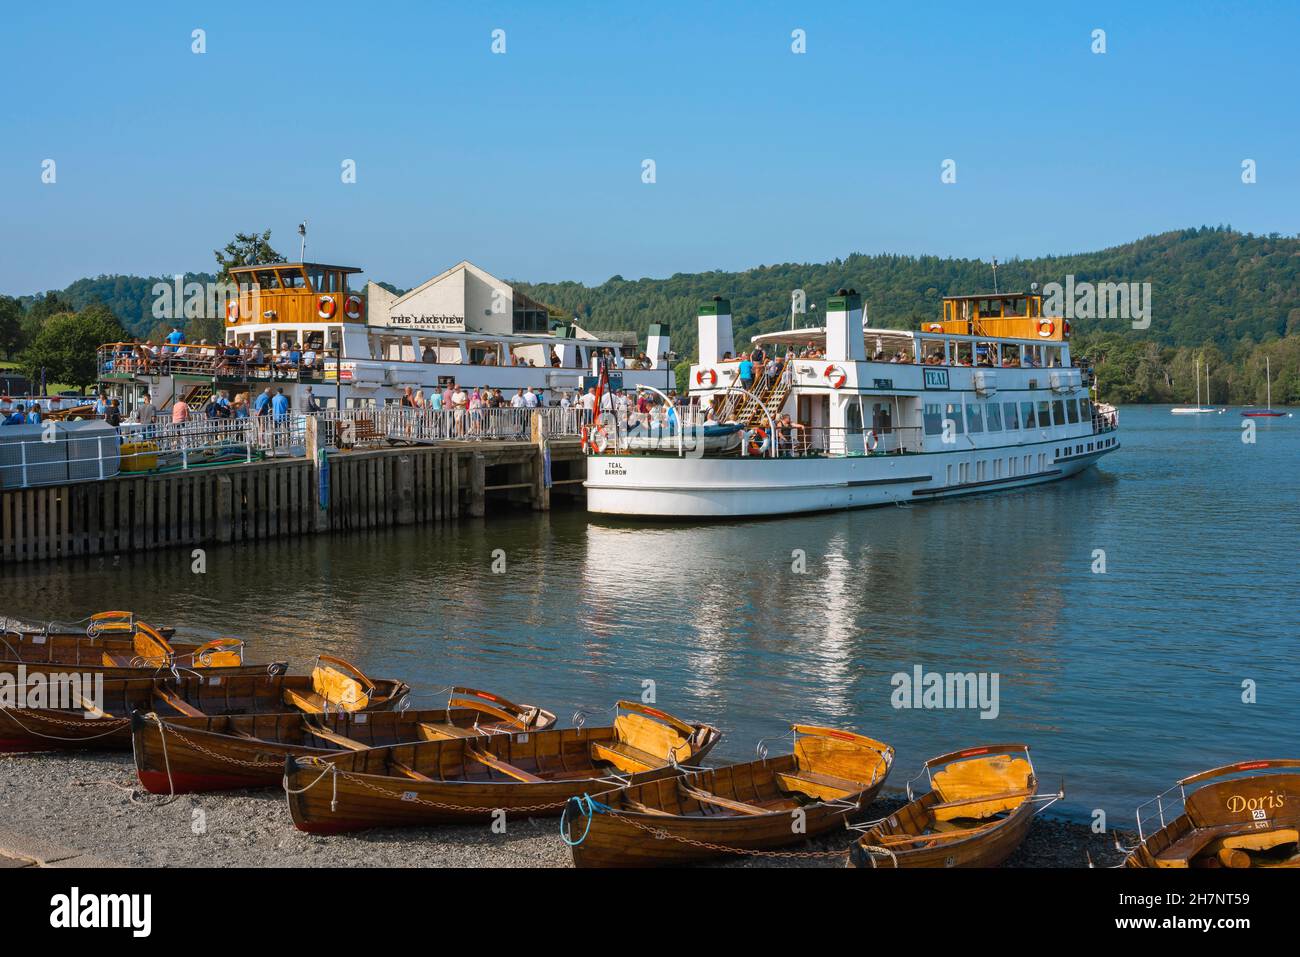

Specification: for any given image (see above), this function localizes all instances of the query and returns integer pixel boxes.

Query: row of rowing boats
[3,613,1296,868]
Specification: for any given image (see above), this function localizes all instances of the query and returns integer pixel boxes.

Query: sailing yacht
[1241,356,1290,417]
[1171,359,1214,414]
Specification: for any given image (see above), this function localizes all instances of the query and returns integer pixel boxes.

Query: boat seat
[305,724,369,751]
[591,741,666,773]
[467,748,544,783]
[930,786,1034,822]
[776,770,864,800]
[679,783,767,816]
[418,722,480,740]
[1153,823,1266,867]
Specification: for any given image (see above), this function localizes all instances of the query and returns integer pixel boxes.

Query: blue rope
[559,793,612,846]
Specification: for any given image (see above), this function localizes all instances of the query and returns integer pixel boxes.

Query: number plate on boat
[33,635,46,644]
[354,714,367,723]
[401,791,418,802]
[207,677,221,686]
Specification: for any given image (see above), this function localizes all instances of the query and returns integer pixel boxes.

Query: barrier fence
[0,407,595,490]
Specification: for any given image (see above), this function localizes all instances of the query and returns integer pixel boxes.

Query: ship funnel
[825,290,865,362]
[646,322,672,369]
[697,297,733,364]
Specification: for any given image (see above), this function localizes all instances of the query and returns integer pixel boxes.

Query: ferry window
[923,402,945,435]
[944,402,964,434]
[1066,399,1080,424]
[255,270,280,289]
[1037,400,1052,426]
[986,403,1003,431]
[1003,401,1019,429]
[1079,398,1092,421]
[1020,401,1036,429]
[1052,400,1066,425]
[846,402,863,434]
[967,402,984,433]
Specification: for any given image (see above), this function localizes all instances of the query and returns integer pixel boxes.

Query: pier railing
[0,406,593,489]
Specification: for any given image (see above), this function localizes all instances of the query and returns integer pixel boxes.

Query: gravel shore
[0,750,1127,868]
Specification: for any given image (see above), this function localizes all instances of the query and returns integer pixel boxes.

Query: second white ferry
[585,289,1119,517]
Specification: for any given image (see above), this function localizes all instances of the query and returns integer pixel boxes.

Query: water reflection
[2,408,1296,820]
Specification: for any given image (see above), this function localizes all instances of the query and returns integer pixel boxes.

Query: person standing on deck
[523,387,539,409]
[271,388,289,422]
[105,399,122,429]
[3,403,25,425]
[253,387,273,418]
[738,352,755,393]
[171,396,190,425]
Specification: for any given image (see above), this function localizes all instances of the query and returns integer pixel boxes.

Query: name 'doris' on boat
[891,666,999,719]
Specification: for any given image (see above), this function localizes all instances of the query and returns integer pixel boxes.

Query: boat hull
[585,441,1117,518]
[852,800,1036,868]
[132,706,559,794]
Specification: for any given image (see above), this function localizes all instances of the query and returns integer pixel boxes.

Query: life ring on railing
[225,300,239,323]
[865,429,878,451]
[344,295,363,320]
[824,364,847,389]
[748,428,768,457]
[695,368,718,387]
[592,426,609,454]
[927,323,943,333]
[318,296,337,319]
[1037,318,1055,338]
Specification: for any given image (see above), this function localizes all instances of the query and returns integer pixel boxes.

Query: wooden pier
[0,426,587,564]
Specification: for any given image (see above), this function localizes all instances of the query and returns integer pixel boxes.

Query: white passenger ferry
[584,290,1119,517]
[96,260,675,414]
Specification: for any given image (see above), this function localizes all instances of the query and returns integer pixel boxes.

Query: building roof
[229,262,364,275]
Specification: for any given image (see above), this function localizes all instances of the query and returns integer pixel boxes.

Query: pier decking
[0,422,587,564]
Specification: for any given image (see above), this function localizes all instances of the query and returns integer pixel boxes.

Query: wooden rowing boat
[10,610,175,637]
[0,655,409,753]
[1,620,280,678]
[132,687,557,794]
[849,744,1060,868]
[564,724,893,867]
[1123,760,1300,868]
[283,701,722,834]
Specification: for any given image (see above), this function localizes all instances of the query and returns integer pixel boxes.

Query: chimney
[824,288,865,362]
[697,297,733,364]
[646,322,671,369]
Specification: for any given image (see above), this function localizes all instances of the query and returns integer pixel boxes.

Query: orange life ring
[824,364,847,388]
[1037,318,1055,338]
[344,295,363,320]
[865,429,878,451]
[225,300,239,323]
[696,368,718,387]
[927,323,943,333]
[318,296,337,319]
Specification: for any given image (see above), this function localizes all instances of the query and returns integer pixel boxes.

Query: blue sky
[2,0,1297,294]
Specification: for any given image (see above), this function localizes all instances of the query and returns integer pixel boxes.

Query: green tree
[214,229,285,282]
[0,295,24,359]
[20,306,127,393]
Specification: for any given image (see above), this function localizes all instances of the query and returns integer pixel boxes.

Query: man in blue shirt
[252,387,273,417]
[165,327,184,354]
[2,403,25,425]
[271,388,289,421]
[26,404,42,424]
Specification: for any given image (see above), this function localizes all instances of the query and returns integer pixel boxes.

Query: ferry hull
[585,444,1117,518]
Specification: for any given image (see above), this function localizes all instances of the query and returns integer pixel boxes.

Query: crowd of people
[106,327,329,379]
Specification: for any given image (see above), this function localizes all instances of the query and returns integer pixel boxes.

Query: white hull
[586,440,1118,518]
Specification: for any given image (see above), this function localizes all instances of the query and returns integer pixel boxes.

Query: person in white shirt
[510,389,525,409]
[523,388,539,409]
[579,389,596,412]
[560,392,572,409]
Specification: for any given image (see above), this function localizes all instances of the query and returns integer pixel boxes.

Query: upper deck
[224,262,366,327]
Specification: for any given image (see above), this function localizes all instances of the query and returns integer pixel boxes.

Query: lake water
[4,405,1297,825]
